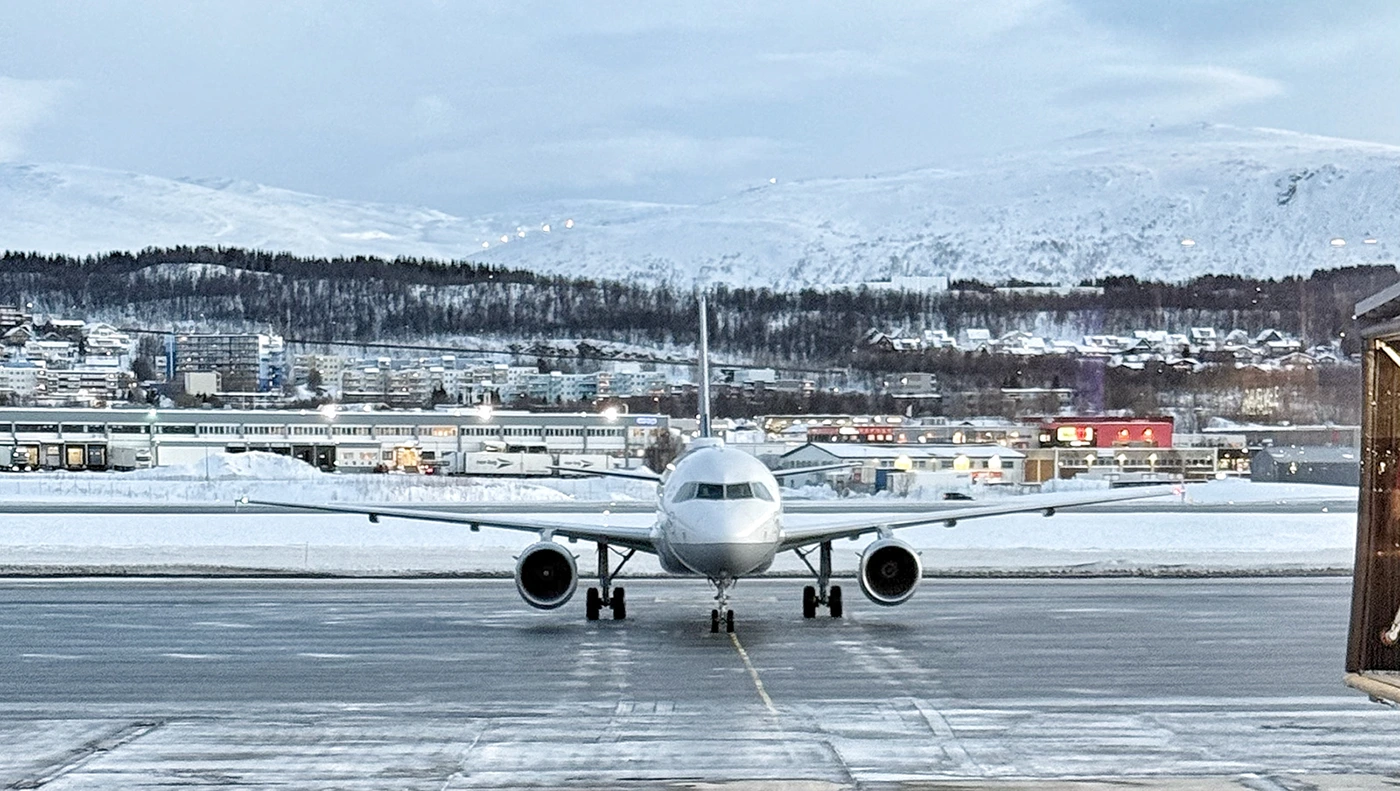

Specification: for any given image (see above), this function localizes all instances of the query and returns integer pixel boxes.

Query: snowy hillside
[2,124,1397,286]
[477,124,1400,286]
[0,164,499,261]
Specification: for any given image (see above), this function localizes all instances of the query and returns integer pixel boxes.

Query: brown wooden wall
[1347,336,1400,672]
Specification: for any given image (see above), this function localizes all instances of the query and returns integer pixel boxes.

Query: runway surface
[0,577,1395,789]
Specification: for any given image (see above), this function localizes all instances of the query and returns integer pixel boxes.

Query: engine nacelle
[514,542,578,609]
[858,538,922,606]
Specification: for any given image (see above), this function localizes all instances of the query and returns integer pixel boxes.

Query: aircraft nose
[672,540,774,577]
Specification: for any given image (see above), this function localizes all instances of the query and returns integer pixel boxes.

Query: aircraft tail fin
[697,293,712,438]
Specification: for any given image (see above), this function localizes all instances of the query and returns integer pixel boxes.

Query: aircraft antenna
[697,293,712,438]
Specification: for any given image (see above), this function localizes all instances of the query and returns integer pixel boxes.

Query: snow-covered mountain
[0,164,499,261]
[2,124,1397,286]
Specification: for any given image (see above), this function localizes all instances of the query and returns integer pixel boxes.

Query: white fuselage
[652,438,783,579]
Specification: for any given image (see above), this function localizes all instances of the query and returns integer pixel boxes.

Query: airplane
[247,296,1172,633]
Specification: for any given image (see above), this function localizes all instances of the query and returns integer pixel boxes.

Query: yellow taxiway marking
[729,632,778,715]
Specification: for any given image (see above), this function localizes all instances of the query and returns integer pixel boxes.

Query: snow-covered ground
[0,453,1356,576]
[0,452,658,504]
[0,451,1357,507]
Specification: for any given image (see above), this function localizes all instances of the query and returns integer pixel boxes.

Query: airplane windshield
[674,482,773,501]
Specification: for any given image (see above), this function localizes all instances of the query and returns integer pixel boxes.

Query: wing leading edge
[778,485,1178,551]
[241,498,656,552]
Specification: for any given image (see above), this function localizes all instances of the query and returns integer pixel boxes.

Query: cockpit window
[725,483,754,499]
[674,481,773,501]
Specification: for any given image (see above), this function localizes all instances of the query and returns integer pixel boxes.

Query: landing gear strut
[709,576,735,633]
[795,540,843,619]
[585,541,634,622]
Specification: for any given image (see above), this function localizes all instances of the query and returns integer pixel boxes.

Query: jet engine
[514,542,578,609]
[858,538,922,606]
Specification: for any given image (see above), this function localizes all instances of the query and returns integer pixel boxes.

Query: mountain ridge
[1,123,1396,286]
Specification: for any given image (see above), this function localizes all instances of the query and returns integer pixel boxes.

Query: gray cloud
[0,77,70,161]
[0,1,1392,213]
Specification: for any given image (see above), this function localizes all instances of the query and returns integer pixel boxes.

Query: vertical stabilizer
[697,294,713,438]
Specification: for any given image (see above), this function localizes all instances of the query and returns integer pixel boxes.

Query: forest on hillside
[1,246,1391,425]
[2,246,1394,358]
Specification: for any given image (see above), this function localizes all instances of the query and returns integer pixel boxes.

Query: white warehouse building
[0,407,671,475]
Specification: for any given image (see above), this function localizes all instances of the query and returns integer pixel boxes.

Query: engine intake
[858,538,922,606]
[515,542,578,609]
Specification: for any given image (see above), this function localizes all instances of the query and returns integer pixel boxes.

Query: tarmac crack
[7,720,163,789]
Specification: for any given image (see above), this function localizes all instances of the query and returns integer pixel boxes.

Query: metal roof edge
[1355,280,1400,321]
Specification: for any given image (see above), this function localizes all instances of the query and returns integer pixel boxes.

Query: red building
[1034,417,1173,449]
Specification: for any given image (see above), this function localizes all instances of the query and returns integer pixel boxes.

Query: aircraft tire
[710,609,720,633]
[802,585,817,619]
[611,587,626,620]
[829,585,843,618]
[586,587,601,621]
[725,610,735,633]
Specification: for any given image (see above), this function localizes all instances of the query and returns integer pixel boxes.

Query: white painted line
[729,632,777,716]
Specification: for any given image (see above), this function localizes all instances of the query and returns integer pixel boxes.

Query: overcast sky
[1,1,1396,215]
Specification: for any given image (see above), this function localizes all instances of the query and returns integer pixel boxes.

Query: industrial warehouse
[0,405,1357,490]
[0,407,670,475]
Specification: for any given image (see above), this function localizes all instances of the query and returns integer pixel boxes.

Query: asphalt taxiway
[0,577,1394,789]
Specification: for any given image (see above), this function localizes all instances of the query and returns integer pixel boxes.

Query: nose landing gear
[709,576,735,633]
[796,540,843,619]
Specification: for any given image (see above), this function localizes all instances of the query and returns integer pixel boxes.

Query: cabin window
[696,483,726,500]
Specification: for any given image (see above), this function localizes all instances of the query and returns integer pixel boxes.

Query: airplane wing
[241,498,657,552]
[778,485,1178,551]
[770,462,858,479]
[545,465,662,483]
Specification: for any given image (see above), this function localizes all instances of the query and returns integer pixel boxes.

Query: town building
[168,333,286,393]
[778,441,1026,490]
[1250,446,1359,486]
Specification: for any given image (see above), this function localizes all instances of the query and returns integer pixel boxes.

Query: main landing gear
[795,540,843,619]
[709,576,736,633]
[585,541,634,622]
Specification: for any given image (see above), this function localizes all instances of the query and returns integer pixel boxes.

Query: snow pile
[1037,477,1114,494]
[1180,477,1356,505]
[124,451,323,481]
[3,124,1398,286]
[0,451,662,505]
